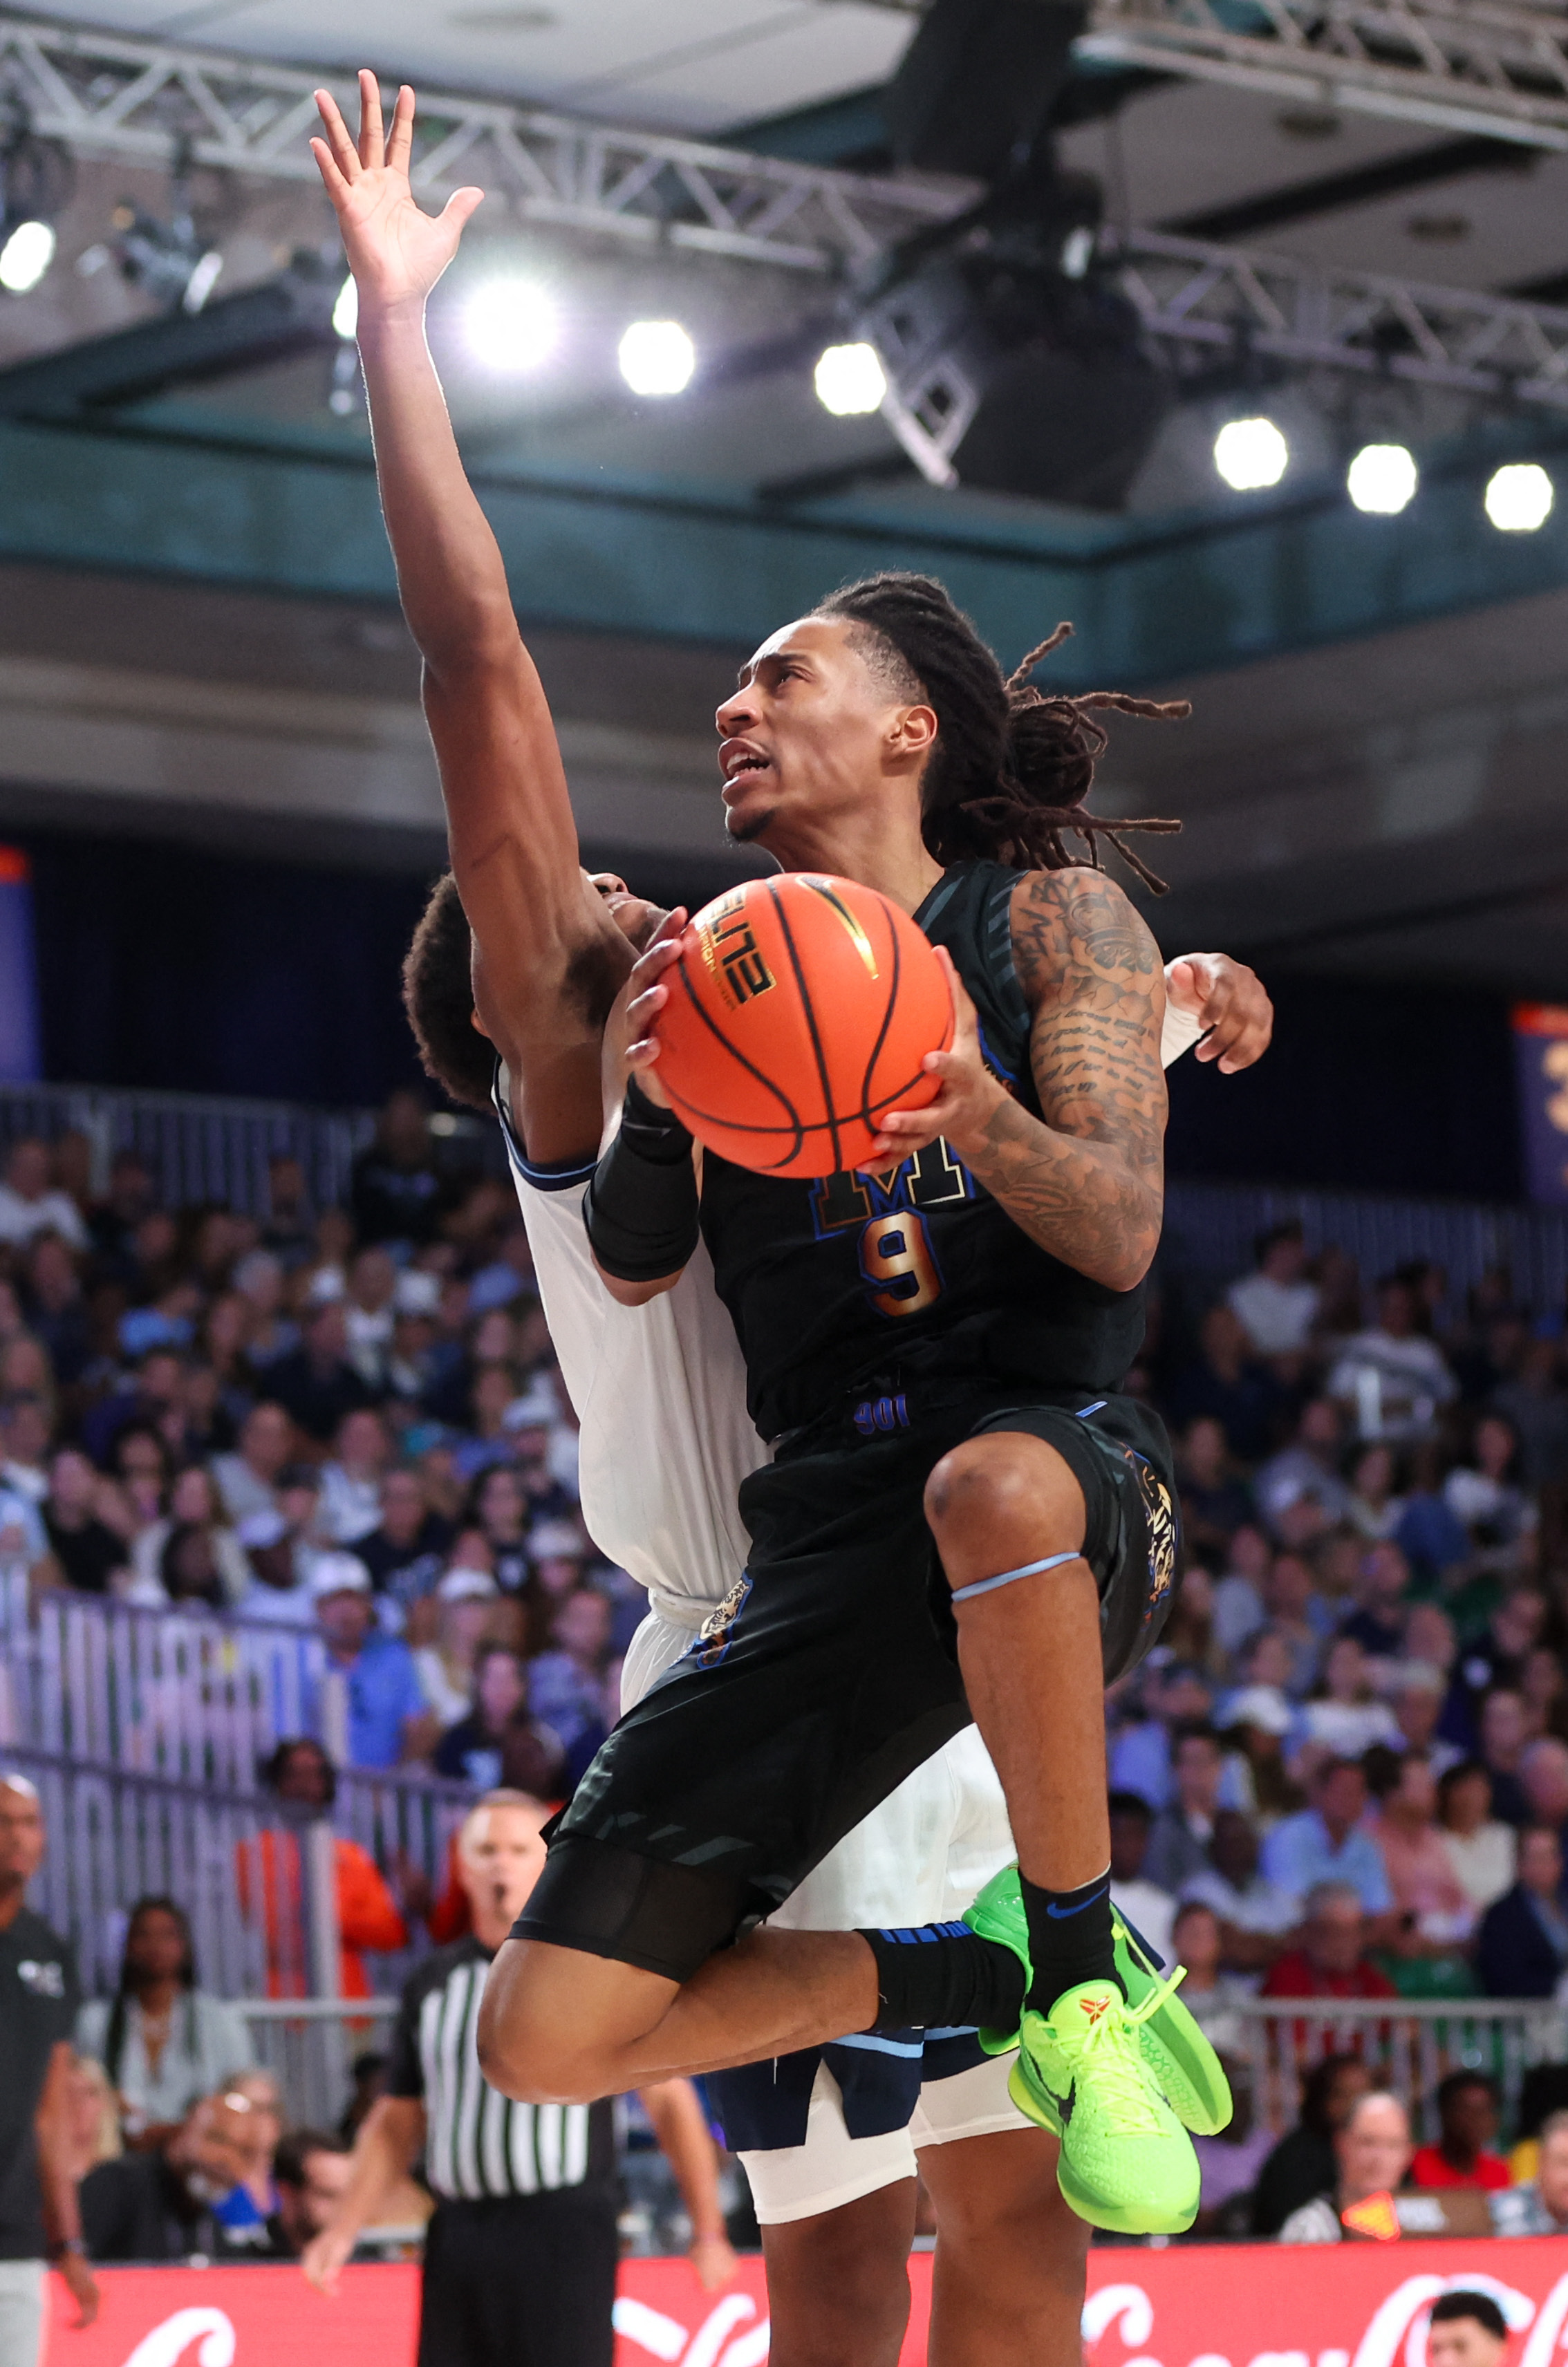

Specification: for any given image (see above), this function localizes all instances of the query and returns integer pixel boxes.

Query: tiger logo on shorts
[690,1572,753,1669]
[1124,1448,1179,1618]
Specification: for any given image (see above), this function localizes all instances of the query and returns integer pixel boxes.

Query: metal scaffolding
[0,10,957,272]
[1078,0,1568,154]
[1117,225,1568,404]
[0,8,1564,409]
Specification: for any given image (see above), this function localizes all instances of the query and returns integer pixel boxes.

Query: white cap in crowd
[436,1566,499,1604]
[307,1552,373,1602]
[1220,1685,1293,1737]
[503,1379,559,1432]
[395,1269,442,1316]
[528,1519,583,1562]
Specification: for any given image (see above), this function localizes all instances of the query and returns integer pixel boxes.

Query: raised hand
[310,71,482,321]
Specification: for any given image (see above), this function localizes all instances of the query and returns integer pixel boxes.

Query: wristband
[48,2238,86,2261]
[584,1080,700,1283]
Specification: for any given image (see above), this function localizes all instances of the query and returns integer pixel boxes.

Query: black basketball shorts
[514,1383,1179,1984]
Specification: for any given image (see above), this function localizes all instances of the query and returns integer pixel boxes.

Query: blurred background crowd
[11,1095,1568,2245]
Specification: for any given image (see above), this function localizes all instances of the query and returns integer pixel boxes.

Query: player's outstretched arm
[311,75,631,1160]
[865,868,1166,1292]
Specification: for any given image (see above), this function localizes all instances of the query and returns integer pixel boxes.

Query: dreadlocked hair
[402,872,494,1112]
[816,571,1186,892]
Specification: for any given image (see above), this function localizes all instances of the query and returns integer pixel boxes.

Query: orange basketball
[653,873,955,1179]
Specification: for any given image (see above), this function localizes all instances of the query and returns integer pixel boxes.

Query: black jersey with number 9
[695,859,1150,1443]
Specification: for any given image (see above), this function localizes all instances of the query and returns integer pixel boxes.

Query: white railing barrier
[1233,1996,1568,2141]
[4,1743,471,2007]
[238,1996,398,2133]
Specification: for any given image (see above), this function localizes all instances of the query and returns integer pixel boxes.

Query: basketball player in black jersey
[489,597,1216,2235]
[310,73,1262,2267]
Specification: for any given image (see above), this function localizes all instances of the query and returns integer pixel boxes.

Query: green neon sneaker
[1011,1984,1202,2235]
[962,1866,1232,2137]
[1115,1904,1232,2137]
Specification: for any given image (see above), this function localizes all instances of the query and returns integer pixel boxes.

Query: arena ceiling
[0,0,1565,1000]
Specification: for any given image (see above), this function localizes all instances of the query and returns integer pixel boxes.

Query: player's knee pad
[513,1833,750,1985]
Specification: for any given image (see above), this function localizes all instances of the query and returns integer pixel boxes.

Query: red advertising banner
[44,2238,1568,2367]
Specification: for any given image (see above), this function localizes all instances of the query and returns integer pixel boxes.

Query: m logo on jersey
[810,1138,972,1239]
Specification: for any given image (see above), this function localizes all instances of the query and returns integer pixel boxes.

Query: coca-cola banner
[43,2239,1568,2367]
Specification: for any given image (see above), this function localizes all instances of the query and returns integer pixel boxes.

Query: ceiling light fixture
[813,342,886,417]
[1484,462,1553,532]
[464,279,557,373]
[0,218,54,293]
[1346,442,1417,515]
[1213,415,1288,491]
[617,319,695,396]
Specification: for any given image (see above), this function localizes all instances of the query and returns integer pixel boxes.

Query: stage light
[1214,416,1288,491]
[333,274,358,341]
[0,219,53,294]
[618,319,695,396]
[814,342,886,417]
[181,248,223,315]
[464,279,557,373]
[1347,442,1417,515]
[1485,461,1553,532]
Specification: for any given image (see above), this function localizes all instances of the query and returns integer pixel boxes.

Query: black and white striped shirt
[388,1939,615,2204]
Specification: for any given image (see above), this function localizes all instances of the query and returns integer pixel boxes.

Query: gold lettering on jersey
[810,1139,973,1239]
[800,877,879,978]
[697,897,776,1011]
[859,1211,941,1316]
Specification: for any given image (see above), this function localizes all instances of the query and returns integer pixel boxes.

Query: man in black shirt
[302,1792,734,2367]
[0,1775,97,2361]
[351,1091,442,1248]
[41,1450,127,1596]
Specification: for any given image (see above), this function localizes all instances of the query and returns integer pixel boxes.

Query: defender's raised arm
[311,75,635,1162]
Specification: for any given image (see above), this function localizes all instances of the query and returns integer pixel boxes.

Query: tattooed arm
[861,868,1166,1292]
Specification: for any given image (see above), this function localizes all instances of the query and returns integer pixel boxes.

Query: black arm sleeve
[583,1078,700,1284]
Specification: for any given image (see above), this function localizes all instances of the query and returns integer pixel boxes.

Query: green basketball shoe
[962,1864,1232,2135]
[1011,1985,1202,2236]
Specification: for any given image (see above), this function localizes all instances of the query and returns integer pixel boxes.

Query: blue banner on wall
[1513,1004,1568,1205]
[0,846,40,1084]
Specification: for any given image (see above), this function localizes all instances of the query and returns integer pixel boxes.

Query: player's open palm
[310,71,482,317]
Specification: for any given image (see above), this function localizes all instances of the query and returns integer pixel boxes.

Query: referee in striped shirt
[302,1793,736,2366]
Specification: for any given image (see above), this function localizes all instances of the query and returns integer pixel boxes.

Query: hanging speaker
[883,0,1088,182]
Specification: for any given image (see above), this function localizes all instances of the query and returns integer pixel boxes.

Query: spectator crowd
[13,1108,1568,2242]
[7,1096,629,1804]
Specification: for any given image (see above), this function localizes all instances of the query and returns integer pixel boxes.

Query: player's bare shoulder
[1007,866,1163,1017]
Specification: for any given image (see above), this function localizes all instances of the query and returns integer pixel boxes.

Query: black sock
[1020,1871,1123,2011]
[857,1921,1026,2036]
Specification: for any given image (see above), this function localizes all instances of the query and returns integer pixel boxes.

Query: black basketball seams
[766,876,844,1179]
[662,952,805,1169]
[857,903,902,1131]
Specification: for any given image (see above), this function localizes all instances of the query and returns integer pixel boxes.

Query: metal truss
[827,0,1568,153]
[1115,225,1568,404]
[1077,0,1568,153]
[0,9,955,274]
[0,6,1565,413]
